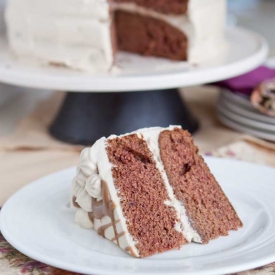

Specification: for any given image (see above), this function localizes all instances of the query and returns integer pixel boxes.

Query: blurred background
[228,0,275,52]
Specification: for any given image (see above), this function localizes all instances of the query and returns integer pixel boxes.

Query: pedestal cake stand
[0,27,268,144]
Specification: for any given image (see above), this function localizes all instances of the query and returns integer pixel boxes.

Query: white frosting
[71,176,82,198]
[74,169,87,187]
[76,186,92,213]
[85,174,102,200]
[75,208,93,229]
[78,148,99,177]
[5,0,227,71]
[114,0,227,63]
[5,0,114,72]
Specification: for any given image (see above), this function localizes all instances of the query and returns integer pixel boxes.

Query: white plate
[218,96,275,124]
[1,157,275,275]
[217,111,275,141]
[220,89,254,110]
[217,104,275,132]
[0,27,268,91]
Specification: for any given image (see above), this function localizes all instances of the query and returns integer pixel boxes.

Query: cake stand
[0,27,268,144]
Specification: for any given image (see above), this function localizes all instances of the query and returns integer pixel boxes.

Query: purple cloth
[214,66,275,96]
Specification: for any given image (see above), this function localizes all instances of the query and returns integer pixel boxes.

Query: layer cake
[5,0,227,72]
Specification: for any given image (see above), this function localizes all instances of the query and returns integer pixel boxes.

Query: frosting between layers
[135,127,202,243]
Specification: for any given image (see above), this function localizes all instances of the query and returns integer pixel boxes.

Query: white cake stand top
[0,27,268,92]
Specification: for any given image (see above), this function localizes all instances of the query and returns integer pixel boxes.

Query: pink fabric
[215,66,275,95]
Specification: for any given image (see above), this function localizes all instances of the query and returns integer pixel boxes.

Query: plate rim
[218,95,275,124]
[1,157,275,275]
[0,27,269,91]
[217,111,275,141]
[220,89,253,109]
[217,104,275,131]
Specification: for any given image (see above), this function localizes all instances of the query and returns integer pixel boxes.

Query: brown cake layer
[107,134,187,257]
[115,11,188,61]
[159,129,243,243]
[114,0,189,15]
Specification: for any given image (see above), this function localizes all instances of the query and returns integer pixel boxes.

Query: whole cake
[5,0,227,72]
[71,126,242,258]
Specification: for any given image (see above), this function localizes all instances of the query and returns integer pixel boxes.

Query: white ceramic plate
[220,89,254,110]
[0,26,268,91]
[1,157,275,275]
[217,111,275,141]
[218,96,275,125]
[217,104,275,132]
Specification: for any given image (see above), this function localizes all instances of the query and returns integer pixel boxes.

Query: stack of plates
[217,89,275,141]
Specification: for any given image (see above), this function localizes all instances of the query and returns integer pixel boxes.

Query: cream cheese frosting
[5,0,114,72]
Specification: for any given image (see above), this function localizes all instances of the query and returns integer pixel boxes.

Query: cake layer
[114,0,189,15]
[158,128,243,243]
[115,11,188,60]
[107,134,187,257]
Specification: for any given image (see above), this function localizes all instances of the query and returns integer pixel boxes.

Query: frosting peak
[79,148,98,177]
[86,174,102,200]
[76,187,92,212]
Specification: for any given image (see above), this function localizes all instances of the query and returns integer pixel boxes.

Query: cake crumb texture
[107,134,187,257]
[114,0,189,14]
[115,11,188,61]
[159,128,243,243]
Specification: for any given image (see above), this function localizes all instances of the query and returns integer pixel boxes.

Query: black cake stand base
[49,89,199,145]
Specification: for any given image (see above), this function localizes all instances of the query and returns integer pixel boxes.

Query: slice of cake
[71,126,242,258]
[5,0,227,72]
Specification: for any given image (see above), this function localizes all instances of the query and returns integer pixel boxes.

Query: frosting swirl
[76,187,92,212]
[79,148,98,177]
[75,209,93,229]
[71,179,82,197]
[72,147,104,212]
[74,168,87,187]
[85,174,102,200]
